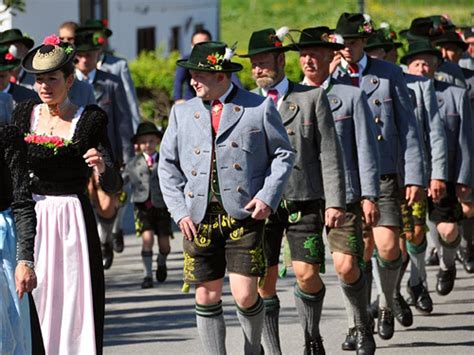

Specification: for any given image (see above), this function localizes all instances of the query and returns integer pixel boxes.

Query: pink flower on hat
[4,53,14,61]
[43,34,61,46]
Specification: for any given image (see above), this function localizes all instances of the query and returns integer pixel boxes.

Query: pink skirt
[32,194,96,355]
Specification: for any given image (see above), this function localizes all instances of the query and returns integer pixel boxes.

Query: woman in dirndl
[0,122,40,355]
[11,34,122,355]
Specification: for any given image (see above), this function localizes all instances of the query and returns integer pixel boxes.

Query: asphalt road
[103,233,474,354]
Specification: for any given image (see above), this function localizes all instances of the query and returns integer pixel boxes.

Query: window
[170,26,181,52]
[80,0,108,23]
[137,27,156,54]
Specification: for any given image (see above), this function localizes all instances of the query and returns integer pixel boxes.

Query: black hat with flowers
[0,29,35,49]
[0,45,21,71]
[402,16,456,42]
[239,28,292,57]
[76,19,112,37]
[400,40,442,65]
[21,34,76,74]
[335,13,374,38]
[290,26,344,50]
[176,41,242,72]
[132,121,163,143]
[74,31,106,52]
[364,29,395,52]
[434,31,469,51]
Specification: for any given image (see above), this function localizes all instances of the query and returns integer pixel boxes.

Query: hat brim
[400,48,442,65]
[176,59,243,73]
[339,33,372,39]
[434,39,469,52]
[131,131,163,143]
[76,27,113,38]
[289,42,344,51]
[238,46,292,58]
[0,59,21,71]
[75,43,103,52]
[21,44,76,74]
[0,37,35,49]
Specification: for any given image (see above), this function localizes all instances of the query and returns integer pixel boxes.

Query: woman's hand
[15,262,37,299]
[83,148,105,175]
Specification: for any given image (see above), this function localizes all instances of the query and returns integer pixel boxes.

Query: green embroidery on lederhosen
[194,223,212,247]
[183,251,196,282]
[250,245,266,274]
[412,200,426,219]
[134,209,143,238]
[303,234,325,273]
[400,201,414,234]
[347,234,365,270]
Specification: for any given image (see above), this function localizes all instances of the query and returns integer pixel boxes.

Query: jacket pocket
[241,129,262,154]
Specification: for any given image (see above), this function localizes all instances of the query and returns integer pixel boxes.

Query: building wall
[0,0,218,60]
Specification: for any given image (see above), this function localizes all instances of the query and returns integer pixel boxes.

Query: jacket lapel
[360,73,380,97]
[216,102,244,139]
[93,71,105,101]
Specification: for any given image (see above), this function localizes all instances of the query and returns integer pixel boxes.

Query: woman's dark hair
[59,60,75,78]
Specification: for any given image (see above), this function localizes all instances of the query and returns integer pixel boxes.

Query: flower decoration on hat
[43,34,61,46]
[4,52,14,61]
[92,32,106,46]
[26,34,75,73]
[330,33,344,45]
[358,14,374,34]
[268,26,289,47]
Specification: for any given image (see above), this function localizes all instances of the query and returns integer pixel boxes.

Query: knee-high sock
[407,237,427,286]
[426,218,441,253]
[112,202,126,234]
[365,259,374,306]
[395,254,410,294]
[340,273,369,329]
[294,283,325,341]
[439,235,461,270]
[376,253,402,310]
[340,286,356,330]
[371,255,383,300]
[460,219,473,250]
[141,250,153,278]
[236,296,264,355]
[262,296,282,355]
[157,252,168,267]
[196,301,226,355]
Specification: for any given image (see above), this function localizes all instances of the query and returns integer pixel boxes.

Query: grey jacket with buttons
[123,153,166,208]
[434,80,472,185]
[158,86,295,224]
[333,57,425,187]
[254,81,346,208]
[404,74,448,185]
[325,78,379,204]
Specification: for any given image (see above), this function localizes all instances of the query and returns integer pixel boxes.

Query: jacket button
[332,98,338,104]
[374,116,381,124]
[377,134,384,141]
[373,99,381,106]
[231,141,239,148]
[191,170,197,176]
[287,128,295,135]
[194,112,200,119]
[372,78,378,84]
[233,163,241,170]
[237,186,244,193]
[233,106,241,112]
[289,104,297,111]
[188,192,194,198]
[194,148,200,155]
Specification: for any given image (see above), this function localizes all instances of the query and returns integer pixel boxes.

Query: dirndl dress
[0,208,32,355]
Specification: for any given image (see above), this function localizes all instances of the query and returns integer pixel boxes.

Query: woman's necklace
[42,98,72,135]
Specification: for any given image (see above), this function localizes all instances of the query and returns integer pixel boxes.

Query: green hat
[176,41,243,72]
[76,19,112,37]
[0,45,21,71]
[434,31,469,51]
[132,121,163,143]
[0,29,34,49]
[364,29,395,52]
[400,40,442,65]
[239,28,292,57]
[290,26,344,51]
[74,31,106,52]
[21,34,76,74]
[335,13,374,38]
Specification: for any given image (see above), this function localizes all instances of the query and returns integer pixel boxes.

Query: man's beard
[254,70,280,89]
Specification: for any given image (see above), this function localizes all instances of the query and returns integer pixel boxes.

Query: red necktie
[348,63,359,87]
[267,89,279,105]
[146,154,154,168]
[211,100,223,135]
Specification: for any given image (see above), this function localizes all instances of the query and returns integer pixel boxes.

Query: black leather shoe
[459,247,474,273]
[341,327,356,351]
[101,242,114,270]
[355,326,376,355]
[392,293,413,327]
[426,248,439,266]
[141,276,154,289]
[436,267,456,296]
[407,282,433,314]
[112,230,124,253]
[156,263,168,282]
[377,307,394,340]
[304,337,325,355]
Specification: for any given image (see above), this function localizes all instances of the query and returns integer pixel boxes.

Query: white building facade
[0,0,219,59]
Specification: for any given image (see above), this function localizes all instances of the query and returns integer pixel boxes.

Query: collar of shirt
[216,83,234,104]
[2,83,11,93]
[301,75,331,90]
[97,53,105,69]
[261,76,289,108]
[341,53,368,74]
[75,68,97,85]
